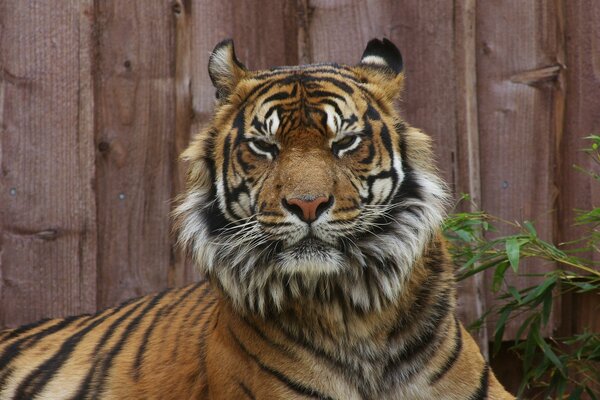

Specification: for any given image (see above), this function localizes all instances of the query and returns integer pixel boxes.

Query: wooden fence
[1,0,599,382]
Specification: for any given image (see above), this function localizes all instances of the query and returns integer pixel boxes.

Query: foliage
[443,136,600,399]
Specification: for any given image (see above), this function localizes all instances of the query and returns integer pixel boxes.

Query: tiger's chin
[276,237,346,275]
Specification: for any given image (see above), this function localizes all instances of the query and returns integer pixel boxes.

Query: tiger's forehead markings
[245,71,359,109]
[252,64,359,81]
[238,69,378,143]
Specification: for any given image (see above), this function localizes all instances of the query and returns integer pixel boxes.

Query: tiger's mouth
[273,234,345,274]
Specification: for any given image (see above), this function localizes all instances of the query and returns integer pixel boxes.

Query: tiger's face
[176,39,448,314]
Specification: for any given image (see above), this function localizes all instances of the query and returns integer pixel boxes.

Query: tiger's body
[0,39,514,399]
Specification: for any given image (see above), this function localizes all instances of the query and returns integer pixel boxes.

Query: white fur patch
[265,110,280,136]
[325,105,341,134]
[361,55,388,67]
[371,177,393,204]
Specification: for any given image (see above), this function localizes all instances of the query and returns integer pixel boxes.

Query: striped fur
[0,39,514,399]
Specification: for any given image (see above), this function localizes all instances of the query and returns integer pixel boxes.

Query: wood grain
[94,1,180,309]
[0,1,97,328]
[560,0,600,342]
[453,0,489,353]
[476,1,562,338]
[170,0,199,288]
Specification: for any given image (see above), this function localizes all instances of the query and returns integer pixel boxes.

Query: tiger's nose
[282,195,333,223]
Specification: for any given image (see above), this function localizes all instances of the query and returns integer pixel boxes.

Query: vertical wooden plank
[95,1,178,309]
[476,2,561,338]
[560,0,600,340]
[171,0,199,286]
[454,0,489,353]
[0,1,96,328]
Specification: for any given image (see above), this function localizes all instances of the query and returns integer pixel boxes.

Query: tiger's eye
[332,135,360,156]
[248,138,278,158]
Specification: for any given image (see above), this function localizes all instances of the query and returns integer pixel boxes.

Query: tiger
[0,38,514,399]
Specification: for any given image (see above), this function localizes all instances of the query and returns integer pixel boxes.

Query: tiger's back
[0,282,217,399]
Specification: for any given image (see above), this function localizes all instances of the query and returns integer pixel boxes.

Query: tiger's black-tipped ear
[359,38,403,75]
[208,39,248,101]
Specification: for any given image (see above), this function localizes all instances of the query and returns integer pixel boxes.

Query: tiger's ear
[208,39,248,101]
[356,38,404,98]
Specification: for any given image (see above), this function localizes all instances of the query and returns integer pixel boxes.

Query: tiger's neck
[242,234,456,367]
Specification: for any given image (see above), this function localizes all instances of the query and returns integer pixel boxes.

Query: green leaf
[505,237,521,272]
[572,281,597,293]
[523,322,538,372]
[533,332,567,377]
[455,229,473,242]
[514,314,537,344]
[507,285,522,304]
[523,220,537,236]
[522,276,557,304]
[492,261,510,291]
[493,308,511,354]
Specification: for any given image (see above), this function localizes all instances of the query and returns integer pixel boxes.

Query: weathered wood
[454,0,489,354]
[95,1,179,309]
[476,1,562,338]
[171,0,199,287]
[559,0,600,356]
[0,1,96,328]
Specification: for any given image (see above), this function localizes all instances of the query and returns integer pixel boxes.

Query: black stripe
[195,300,218,394]
[191,297,218,326]
[0,367,13,392]
[469,363,490,400]
[242,317,299,362]
[132,283,200,380]
[306,90,347,102]
[263,90,292,103]
[15,299,144,398]
[171,284,215,361]
[0,318,53,342]
[300,75,354,95]
[387,270,442,340]
[165,281,208,326]
[228,327,334,400]
[382,286,453,383]
[238,381,256,400]
[430,316,463,383]
[0,316,81,380]
[89,290,170,398]
[71,297,152,399]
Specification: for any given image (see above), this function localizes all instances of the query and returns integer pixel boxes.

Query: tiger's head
[175,39,449,314]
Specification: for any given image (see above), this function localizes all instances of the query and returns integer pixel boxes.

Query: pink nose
[283,195,332,223]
